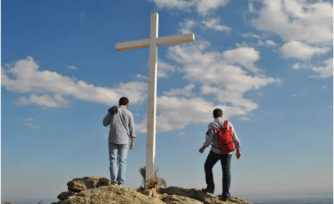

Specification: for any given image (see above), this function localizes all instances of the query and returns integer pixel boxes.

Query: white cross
[115,12,195,182]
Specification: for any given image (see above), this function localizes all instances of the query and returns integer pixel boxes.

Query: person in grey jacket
[103,97,135,185]
[199,108,241,201]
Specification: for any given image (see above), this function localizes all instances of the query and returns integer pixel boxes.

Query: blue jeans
[204,151,232,198]
[109,143,128,185]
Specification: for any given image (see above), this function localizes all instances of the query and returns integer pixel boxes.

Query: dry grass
[139,166,167,190]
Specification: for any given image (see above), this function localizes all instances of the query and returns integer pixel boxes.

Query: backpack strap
[223,120,228,129]
[211,120,228,132]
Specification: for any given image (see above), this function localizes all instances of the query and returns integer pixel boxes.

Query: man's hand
[130,138,135,150]
[108,106,118,114]
[199,146,205,154]
[236,148,241,159]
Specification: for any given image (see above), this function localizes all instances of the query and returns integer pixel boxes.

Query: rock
[162,194,204,204]
[57,191,76,201]
[53,185,165,204]
[159,186,253,204]
[160,186,200,199]
[67,176,110,192]
[53,176,253,204]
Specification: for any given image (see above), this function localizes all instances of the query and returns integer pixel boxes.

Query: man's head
[119,97,129,107]
[213,108,223,118]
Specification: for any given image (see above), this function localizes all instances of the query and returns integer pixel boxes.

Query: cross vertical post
[115,12,195,184]
[146,12,158,181]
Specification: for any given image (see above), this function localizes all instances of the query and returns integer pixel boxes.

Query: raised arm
[199,124,214,153]
[103,113,111,127]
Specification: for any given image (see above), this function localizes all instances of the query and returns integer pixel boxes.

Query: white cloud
[239,116,250,121]
[251,0,333,69]
[135,119,147,133]
[157,60,175,78]
[1,57,148,107]
[150,0,230,15]
[163,84,195,97]
[135,95,215,133]
[134,42,281,133]
[248,2,255,13]
[202,17,231,32]
[222,47,261,73]
[258,40,277,47]
[154,96,217,132]
[150,0,193,9]
[242,32,261,39]
[136,74,148,80]
[179,19,197,34]
[265,40,276,47]
[168,42,281,100]
[153,96,247,132]
[196,0,230,15]
[291,62,310,70]
[136,42,281,133]
[280,40,330,59]
[290,58,333,78]
[67,66,77,70]
[22,118,39,129]
[179,17,231,34]
[310,58,333,79]
[24,123,39,129]
[18,94,69,107]
[292,63,301,69]
[251,0,333,45]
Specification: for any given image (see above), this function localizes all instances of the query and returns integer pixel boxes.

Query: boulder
[162,194,204,204]
[159,186,253,204]
[52,177,253,204]
[67,176,110,192]
[57,191,76,201]
[53,185,165,204]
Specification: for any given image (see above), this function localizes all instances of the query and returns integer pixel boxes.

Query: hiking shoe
[202,187,214,194]
[220,195,230,201]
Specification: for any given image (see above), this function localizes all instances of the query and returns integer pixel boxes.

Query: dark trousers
[204,150,232,197]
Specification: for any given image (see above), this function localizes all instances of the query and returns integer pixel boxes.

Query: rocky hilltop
[50,176,253,204]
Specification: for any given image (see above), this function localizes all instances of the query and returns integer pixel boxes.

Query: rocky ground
[47,176,253,204]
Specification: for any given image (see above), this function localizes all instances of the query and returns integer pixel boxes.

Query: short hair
[213,108,223,118]
[119,97,129,106]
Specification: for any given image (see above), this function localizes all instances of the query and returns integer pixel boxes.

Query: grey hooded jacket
[103,106,135,145]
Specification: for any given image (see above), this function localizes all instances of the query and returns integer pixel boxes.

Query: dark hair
[119,97,129,106]
[213,108,223,118]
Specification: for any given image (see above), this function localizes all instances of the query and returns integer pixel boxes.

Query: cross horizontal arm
[156,33,195,46]
[116,38,151,51]
[115,33,195,51]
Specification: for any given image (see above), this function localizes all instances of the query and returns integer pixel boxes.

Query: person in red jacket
[199,108,241,201]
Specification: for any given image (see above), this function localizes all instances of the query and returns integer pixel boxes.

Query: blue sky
[1,0,333,201]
